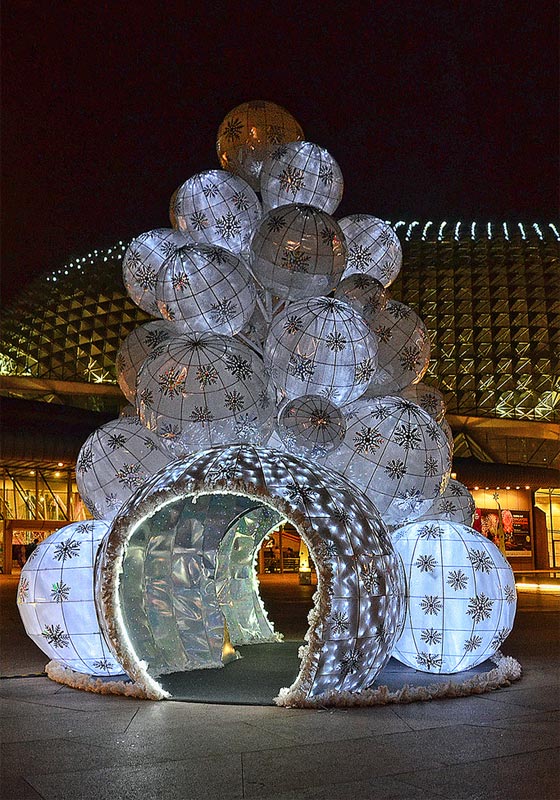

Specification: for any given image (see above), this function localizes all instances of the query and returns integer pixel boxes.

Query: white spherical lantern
[122,228,190,316]
[334,273,387,318]
[260,141,343,214]
[116,320,179,403]
[250,204,346,301]
[415,479,476,526]
[76,416,172,520]
[17,520,124,676]
[174,170,261,255]
[136,332,272,454]
[339,215,402,287]
[329,397,452,527]
[276,394,347,458]
[264,297,378,405]
[155,243,256,336]
[391,520,517,673]
[365,300,431,396]
[398,382,446,424]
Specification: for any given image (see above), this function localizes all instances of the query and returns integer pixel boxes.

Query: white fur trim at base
[274,653,522,708]
[45,660,153,699]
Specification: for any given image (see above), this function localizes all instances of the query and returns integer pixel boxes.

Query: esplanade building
[1,220,558,574]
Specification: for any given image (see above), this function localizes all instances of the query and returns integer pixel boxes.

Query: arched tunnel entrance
[117,491,304,703]
[96,446,404,704]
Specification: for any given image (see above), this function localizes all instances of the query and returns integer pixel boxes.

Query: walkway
[1,574,559,799]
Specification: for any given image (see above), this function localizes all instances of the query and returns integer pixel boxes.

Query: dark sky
[2,2,559,304]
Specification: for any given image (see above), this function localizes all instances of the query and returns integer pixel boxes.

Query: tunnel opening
[116,491,313,703]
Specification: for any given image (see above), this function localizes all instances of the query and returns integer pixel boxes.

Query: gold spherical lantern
[216,100,304,189]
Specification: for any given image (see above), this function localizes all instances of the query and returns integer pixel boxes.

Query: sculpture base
[45,647,522,707]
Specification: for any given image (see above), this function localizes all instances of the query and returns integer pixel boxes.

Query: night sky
[2,2,558,305]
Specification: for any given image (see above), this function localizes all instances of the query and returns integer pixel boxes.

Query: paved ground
[1,573,559,800]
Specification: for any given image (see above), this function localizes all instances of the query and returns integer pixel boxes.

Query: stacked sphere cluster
[18,100,516,687]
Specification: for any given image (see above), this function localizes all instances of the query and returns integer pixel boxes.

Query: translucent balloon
[122,228,190,316]
[364,300,431,395]
[391,520,517,673]
[155,243,256,336]
[251,204,346,301]
[116,320,180,403]
[334,273,387,319]
[136,332,272,454]
[17,520,124,676]
[439,417,455,456]
[276,394,347,458]
[260,141,343,214]
[339,215,402,287]
[398,382,446,424]
[265,297,378,405]
[174,170,261,255]
[216,100,305,190]
[414,479,476,526]
[76,416,171,520]
[328,396,452,527]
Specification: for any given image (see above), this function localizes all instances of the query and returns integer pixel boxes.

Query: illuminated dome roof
[0,221,558,440]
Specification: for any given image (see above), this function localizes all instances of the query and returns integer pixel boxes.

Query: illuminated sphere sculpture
[260,141,344,214]
[365,300,431,396]
[95,445,405,700]
[264,297,378,405]
[122,228,189,316]
[329,397,452,527]
[75,416,171,520]
[391,520,517,673]
[17,520,123,676]
[156,243,256,336]
[276,394,347,457]
[173,170,261,255]
[116,320,178,403]
[339,215,402,287]
[398,382,446,424]
[334,273,387,319]
[250,204,347,301]
[415,479,476,526]
[136,333,272,454]
[216,100,305,189]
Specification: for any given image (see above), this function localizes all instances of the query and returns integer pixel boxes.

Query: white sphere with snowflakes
[364,300,431,396]
[276,394,347,458]
[260,141,343,214]
[391,520,517,673]
[122,228,190,316]
[75,416,172,520]
[173,170,261,255]
[250,204,346,301]
[339,215,402,287]
[264,297,378,405]
[397,382,446,424]
[328,396,452,527]
[17,520,124,676]
[414,479,476,526]
[116,320,180,403]
[439,416,455,456]
[136,332,272,454]
[155,243,256,336]
[334,273,387,319]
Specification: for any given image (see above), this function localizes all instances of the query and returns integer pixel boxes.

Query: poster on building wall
[473,507,532,556]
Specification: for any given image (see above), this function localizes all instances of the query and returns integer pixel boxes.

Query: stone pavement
[1,574,559,800]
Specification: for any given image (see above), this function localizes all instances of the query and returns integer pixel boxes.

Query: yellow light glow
[515,582,560,593]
